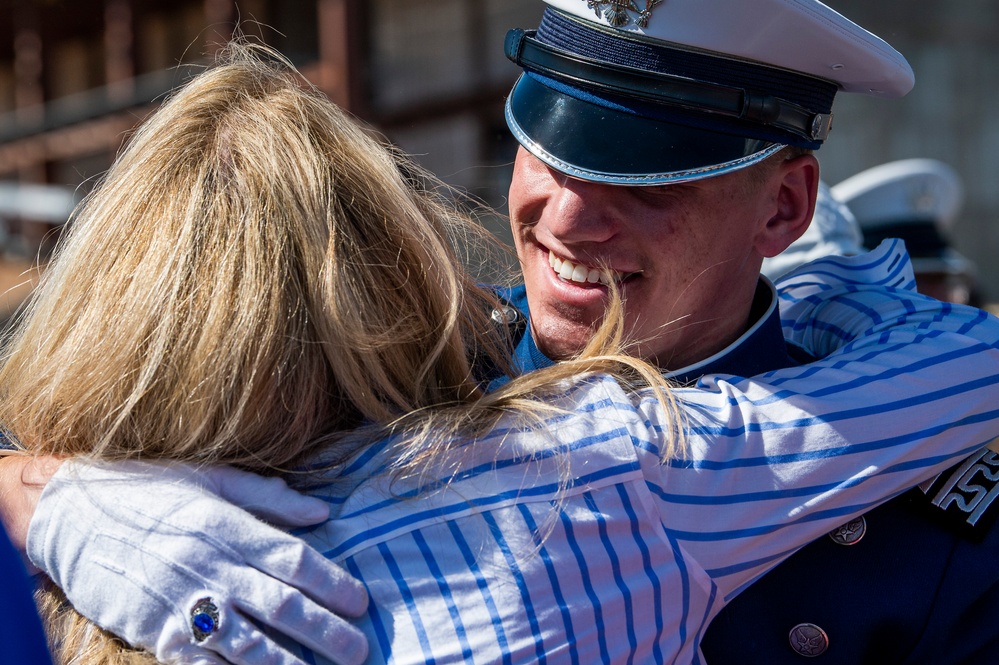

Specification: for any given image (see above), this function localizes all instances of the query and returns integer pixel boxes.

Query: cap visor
[506,74,782,185]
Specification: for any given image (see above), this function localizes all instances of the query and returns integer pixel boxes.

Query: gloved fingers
[206,466,331,527]
[156,645,229,665]
[231,584,370,665]
[104,535,369,665]
[203,541,371,664]
[192,601,319,665]
[238,535,368,617]
[170,635,310,665]
[49,459,328,529]
[93,517,367,624]
[135,500,369,620]
[29,457,364,664]
[147,587,320,665]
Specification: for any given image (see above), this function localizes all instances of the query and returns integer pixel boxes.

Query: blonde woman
[1,46,998,665]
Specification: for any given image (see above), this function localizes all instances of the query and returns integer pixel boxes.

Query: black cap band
[506,28,834,144]
[503,9,839,184]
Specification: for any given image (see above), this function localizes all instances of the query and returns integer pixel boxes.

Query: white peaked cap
[505,0,914,184]
[544,0,914,97]
[831,158,963,232]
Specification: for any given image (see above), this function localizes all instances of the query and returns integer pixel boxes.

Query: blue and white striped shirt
[288,241,999,664]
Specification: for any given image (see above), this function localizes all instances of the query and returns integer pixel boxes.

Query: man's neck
[661,278,797,385]
[493,278,797,389]
[649,284,767,372]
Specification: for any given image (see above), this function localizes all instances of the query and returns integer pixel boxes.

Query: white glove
[27,459,369,665]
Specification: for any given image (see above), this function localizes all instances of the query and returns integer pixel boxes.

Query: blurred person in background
[765,159,983,310]
[834,157,981,306]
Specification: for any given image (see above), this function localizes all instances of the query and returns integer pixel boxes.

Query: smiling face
[509,147,815,368]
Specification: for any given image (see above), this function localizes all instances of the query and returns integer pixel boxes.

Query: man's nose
[541,177,621,245]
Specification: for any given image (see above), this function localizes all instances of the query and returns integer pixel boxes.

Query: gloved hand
[27,459,369,665]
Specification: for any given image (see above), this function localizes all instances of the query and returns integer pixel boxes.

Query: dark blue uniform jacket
[0,523,53,664]
[495,281,999,664]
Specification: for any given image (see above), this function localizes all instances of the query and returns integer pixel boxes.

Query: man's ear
[754,154,819,258]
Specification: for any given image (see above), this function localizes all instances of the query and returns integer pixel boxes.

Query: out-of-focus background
[0,0,996,323]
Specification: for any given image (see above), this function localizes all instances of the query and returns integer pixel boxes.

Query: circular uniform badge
[827,516,866,546]
[788,623,829,657]
[491,305,520,325]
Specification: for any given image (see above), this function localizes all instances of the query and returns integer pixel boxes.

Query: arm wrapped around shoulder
[777,239,999,358]
[28,460,369,665]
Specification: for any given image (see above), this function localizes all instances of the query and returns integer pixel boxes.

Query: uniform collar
[493,277,799,389]
[666,278,802,384]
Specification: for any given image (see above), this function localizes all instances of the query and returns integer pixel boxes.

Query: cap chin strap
[505,28,834,144]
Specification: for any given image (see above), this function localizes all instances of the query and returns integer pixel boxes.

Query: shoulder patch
[916,440,999,541]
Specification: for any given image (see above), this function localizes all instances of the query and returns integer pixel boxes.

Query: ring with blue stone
[190,597,220,642]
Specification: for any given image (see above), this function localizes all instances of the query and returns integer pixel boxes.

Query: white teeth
[548,250,617,286]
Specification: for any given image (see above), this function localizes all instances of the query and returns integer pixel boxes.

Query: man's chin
[532,323,594,361]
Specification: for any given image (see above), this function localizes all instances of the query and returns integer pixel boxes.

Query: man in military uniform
[498,2,999,662]
[2,1,996,663]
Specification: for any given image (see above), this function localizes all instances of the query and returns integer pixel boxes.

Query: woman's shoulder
[301,376,662,560]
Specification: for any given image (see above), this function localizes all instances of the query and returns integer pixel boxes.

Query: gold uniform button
[788,623,829,657]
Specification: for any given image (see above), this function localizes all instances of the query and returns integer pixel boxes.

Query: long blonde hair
[0,45,514,473]
[1,44,682,663]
